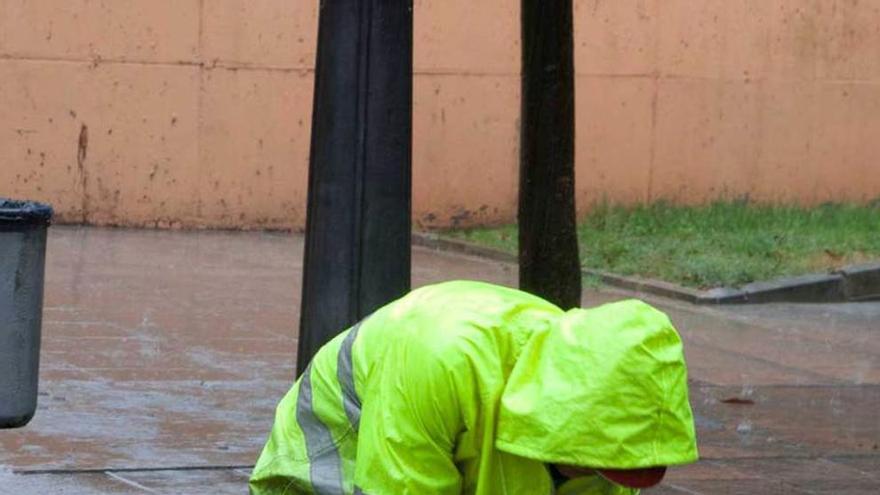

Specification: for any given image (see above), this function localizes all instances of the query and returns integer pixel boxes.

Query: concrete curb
[412,233,880,304]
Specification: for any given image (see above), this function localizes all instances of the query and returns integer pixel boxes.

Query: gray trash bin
[0,199,52,429]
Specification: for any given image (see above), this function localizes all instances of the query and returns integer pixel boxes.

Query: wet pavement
[0,226,877,494]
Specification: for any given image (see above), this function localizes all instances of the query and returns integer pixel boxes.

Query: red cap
[596,466,667,489]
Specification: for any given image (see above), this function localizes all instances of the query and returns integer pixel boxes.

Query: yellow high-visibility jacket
[250,280,698,494]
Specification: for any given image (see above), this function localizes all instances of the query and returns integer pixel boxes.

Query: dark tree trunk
[297,0,413,375]
[519,0,581,310]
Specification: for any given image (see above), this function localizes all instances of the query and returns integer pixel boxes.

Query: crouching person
[251,280,698,494]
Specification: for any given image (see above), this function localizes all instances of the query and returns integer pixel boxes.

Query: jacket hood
[495,299,698,469]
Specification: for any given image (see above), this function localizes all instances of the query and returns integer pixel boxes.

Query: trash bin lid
[0,199,54,226]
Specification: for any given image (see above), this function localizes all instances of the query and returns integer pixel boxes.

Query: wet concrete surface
[0,226,877,494]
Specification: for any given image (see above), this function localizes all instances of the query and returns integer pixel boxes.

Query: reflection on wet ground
[1,227,877,494]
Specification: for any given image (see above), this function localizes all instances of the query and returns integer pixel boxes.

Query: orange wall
[2,1,879,230]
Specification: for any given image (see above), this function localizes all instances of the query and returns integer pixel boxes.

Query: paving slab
[0,227,877,494]
[0,470,144,494]
[0,467,252,495]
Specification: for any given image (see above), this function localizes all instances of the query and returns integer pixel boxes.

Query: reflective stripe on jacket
[250,280,698,494]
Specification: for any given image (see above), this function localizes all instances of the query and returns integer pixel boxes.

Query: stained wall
[2,1,878,229]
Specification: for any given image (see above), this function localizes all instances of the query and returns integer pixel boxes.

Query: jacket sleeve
[353,337,467,494]
[557,476,640,495]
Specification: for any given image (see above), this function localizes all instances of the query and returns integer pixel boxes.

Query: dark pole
[297,0,413,374]
[519,0,581,310]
